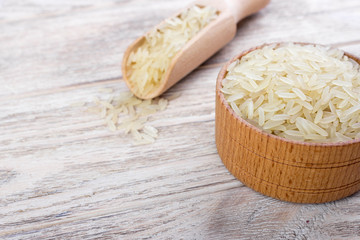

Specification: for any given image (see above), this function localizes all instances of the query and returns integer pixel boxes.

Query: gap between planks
[2,40,360,102]
[0,181,240,238]
[0,63,225,102]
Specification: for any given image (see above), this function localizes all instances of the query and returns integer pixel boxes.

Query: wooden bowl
[215,44,360,203]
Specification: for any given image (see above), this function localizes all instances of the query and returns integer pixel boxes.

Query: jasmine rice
[222,43,360,142]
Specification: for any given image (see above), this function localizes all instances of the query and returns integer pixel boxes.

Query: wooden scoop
[122,0,270,99]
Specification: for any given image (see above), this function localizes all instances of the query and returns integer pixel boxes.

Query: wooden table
[1,0,360,239]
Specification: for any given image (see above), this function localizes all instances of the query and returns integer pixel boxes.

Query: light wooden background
[1,0,360,239]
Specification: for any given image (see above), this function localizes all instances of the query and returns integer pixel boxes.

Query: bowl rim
[216,42,360,147]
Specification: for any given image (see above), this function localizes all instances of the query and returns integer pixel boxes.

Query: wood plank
[1,0,359,97]
[1,0,360,239]
[2,60,360,239]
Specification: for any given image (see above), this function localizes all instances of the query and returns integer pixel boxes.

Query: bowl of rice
[215,42,360,203]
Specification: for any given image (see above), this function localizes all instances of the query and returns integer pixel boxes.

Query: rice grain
[222,43,360,142]
[126,5,218,97]
[87,89,170,145]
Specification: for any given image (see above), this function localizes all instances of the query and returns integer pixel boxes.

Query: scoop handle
[226,0,270,22]
[195,0,270,23]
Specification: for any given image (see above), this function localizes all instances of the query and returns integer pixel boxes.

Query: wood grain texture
[1,0,360,239]
[215,49,360,203]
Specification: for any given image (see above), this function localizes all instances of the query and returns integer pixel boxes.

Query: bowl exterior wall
[215,47,360,203]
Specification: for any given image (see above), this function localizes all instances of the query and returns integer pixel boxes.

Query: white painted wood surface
[1,0,360,239]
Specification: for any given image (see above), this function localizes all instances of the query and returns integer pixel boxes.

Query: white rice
[222,43,360,142]
[126,5,218,97]
[87,89,177,145]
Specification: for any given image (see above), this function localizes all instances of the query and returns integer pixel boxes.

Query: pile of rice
[126,5,218,97]
[222,43,360,142]
[88,88,179,145]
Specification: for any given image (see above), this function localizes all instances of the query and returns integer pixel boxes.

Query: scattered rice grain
[86,88,171,145]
